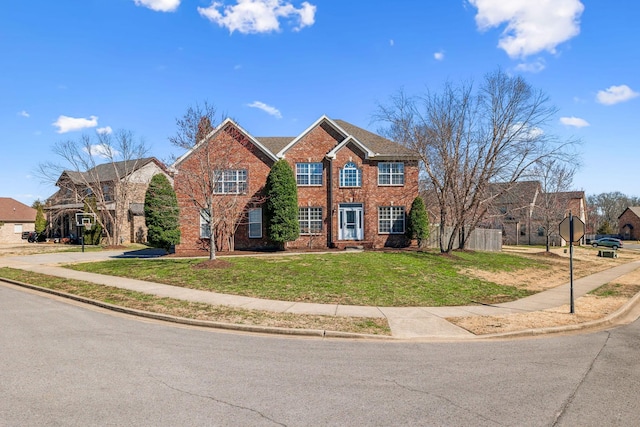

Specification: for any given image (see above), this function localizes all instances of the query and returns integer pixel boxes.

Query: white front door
[339,204,363,240]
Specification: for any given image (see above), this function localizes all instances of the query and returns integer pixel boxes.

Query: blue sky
[2,0,639,205]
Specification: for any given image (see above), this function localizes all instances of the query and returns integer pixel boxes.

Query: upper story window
[339,162,361,187]
[296,163,323,186]
[102,184,112,202]
[378,162,404,186]
[214,169,247,194]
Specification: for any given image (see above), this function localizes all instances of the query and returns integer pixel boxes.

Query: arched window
[340,162,361,187]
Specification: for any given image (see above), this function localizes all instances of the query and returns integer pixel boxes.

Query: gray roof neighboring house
[58,157,163,186]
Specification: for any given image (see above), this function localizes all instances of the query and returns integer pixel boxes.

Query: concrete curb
[475,290,640,340]
[4,274,640,341]
[0,277,390,341]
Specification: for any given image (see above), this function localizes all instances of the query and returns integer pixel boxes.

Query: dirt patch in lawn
[461,246,640,292]
[448,295,629,335]
[192,259,233,269]
[448,269,640,335]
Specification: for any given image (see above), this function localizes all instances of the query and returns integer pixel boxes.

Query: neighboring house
[481,182,587,246]
[618,207,640,240]
[173,115,419,254]
[481,181,541,245]
[46,157,171,244]
[0,197,37,244]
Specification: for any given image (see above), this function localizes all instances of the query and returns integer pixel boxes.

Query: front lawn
[66,250,547,306]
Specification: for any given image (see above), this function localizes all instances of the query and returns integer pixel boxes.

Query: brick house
[46,158,171,244]
[481,182,587,246]
[618,207,640,240]
[0,198,37,244]
[172,116,419,254]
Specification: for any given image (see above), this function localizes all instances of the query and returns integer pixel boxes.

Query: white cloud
[198,0,317,34]
[560,116,590,128]
[515,58,546,73]
[52,115,99,134]
[433,51,444,61]
[96,126,113,135]
[247,101,282,118]
[133,0,180,12]
[84,144,119,159]
[18,110,30,118]
[596,85,639,105]
[469,0,584,58]
[389,39,394,47]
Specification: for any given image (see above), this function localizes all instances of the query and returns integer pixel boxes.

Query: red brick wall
[619,209,640,240]
[175,123,274,254]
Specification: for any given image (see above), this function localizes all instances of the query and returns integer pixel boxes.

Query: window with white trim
[378,162,404,185]
[296,163,323,186]
[14,224,23,234]
[248,208,262,238]
[299,207,323,234]
[378,206,405,234]
[200,209,211,238]
[214,169,247,194]
[339,162,361,187]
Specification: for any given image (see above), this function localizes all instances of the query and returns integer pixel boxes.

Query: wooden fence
[424,226,502,252]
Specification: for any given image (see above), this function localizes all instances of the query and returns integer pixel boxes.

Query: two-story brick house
[173,116,419,254]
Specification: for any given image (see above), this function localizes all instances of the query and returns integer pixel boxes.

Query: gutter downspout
[327,157,333,248]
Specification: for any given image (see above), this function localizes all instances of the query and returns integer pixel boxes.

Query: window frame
[199,209,211,239]
[298,207,323,235]
[377,162,405,186]
[296,163,323,186]
[248,208,262,239]
[213,169,248,194]
[339,162,362,188]
[378,206,405,234]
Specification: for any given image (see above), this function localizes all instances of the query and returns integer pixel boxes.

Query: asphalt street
[1,283,639,426]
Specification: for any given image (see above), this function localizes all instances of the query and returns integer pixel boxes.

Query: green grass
[65,250,546,306]
[590,282,640,298]
[0,268,391,335]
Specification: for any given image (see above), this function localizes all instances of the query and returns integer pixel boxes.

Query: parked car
[591,237,623,250]
[21,231,39,243]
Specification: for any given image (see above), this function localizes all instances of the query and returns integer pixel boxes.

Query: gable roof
[256,137,294,155]
[0,198,37,222]
[276,115,418,160]
[172,118,279,168]
[619,206,640,220]
[332,119,417,159]
[487,181,541,206]
[59,157,164,186]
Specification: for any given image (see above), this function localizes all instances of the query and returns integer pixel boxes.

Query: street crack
[388,379,505,426]
[150,373,286,426]
[551,331,612,426]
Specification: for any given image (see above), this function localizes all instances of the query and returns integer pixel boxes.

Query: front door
[339,204,363,240]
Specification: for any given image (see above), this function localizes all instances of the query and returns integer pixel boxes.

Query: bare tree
[531,160,577,251]
[38,130,149,246]
[376,69,578,252]
[587,192,640,233]
[170,102,263,260]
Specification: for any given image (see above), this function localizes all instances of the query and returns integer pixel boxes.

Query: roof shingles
[0,198,37,222]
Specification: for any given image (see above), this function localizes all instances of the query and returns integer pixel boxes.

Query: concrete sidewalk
[2,249,640,339]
